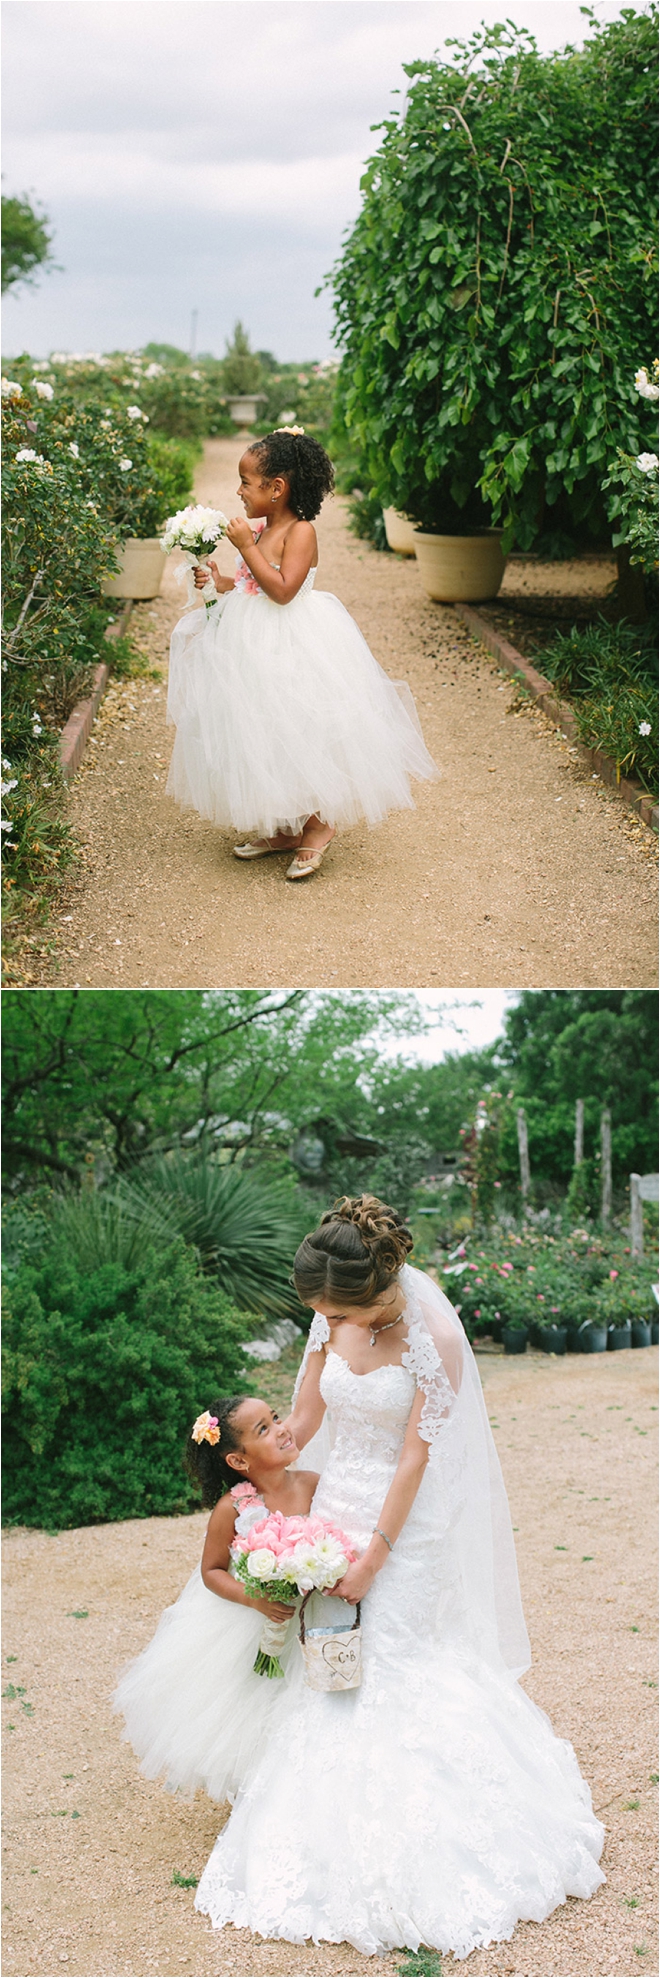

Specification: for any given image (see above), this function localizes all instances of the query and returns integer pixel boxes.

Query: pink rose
[609,1270,619,1280]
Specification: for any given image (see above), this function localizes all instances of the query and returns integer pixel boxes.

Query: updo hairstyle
[293,1194,413,1310]
[247,430,334,521]
[184,1395,248,1508]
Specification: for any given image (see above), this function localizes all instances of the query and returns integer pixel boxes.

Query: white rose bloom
[119,457,133,472]
[2,378,22,400]
[68,442,80,459]
[634,367,660,402]
[247,1548,279,1581]
[15,448,44,464]
[126,404,148,421]
[34,380,54,400]
[635,453,659,474]
[144,362,164,379]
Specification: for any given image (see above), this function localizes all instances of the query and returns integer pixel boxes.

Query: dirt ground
[24,437,657,991]
[3,1344,657,1978]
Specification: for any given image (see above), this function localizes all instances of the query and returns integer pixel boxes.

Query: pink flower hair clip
[191,1410,220,1446]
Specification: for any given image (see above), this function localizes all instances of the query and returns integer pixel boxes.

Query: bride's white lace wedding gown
[194,1325,605,1957]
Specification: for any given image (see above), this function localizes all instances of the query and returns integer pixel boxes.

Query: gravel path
[28,438,657,990]
[3,1345,657,1978]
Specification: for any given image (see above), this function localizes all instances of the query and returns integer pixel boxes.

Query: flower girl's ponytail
[184,1395,247,1507]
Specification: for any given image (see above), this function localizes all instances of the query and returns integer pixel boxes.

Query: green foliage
[534,617,658,794]
[113,1155,309,1317]
[329,10,658,550]
[1,1238,256,1530]
[255,361,338,447]
[602,450,659,577]
[443,1225,656,1332]
[396,1951,442,1977]
[1,193,55,293]
[221,320,263,397]
[28,348,231,441]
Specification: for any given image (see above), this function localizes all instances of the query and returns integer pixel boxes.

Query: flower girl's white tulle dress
[165,528,438,838]
[114,1268,604,1959]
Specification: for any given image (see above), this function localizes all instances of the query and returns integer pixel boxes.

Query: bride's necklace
[369,1312,404,1348]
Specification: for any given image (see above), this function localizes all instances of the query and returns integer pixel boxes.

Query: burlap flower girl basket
[298,1590,362,1691]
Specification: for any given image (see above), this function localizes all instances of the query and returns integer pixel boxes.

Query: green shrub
[329,11,658,549]
[534,619,658,795]
[1,1238,256,1530]
[113,1155,309,1318]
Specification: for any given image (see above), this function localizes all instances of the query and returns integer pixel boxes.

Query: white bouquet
[161,503,230,606]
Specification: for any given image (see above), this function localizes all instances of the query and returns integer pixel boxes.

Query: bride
[195,1194,605,1958]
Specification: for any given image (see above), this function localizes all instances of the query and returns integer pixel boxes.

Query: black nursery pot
[565,1324,584,1353]
[651,1317,659,1346]
[503,1325,528,1355]
[539,1323,567,1355]
[607,1322,632,1351]
[581,1324,607,1354]
[631,1319,652,1348]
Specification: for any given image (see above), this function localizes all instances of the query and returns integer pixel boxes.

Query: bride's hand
[326,1558,375,1605]
[225,515,254,552]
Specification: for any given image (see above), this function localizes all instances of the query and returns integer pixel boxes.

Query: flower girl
[165,429,438,877]
[113,1396,319,1801]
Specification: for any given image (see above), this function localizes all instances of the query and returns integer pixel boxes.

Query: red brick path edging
[59,602,133,785]
[455,603,658,833]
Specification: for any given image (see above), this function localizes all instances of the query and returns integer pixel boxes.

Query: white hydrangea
[126,404,148,421]
[33,380,54,400]
[2,378,22,400]
[635,452,659,474]
[634,367,660,402]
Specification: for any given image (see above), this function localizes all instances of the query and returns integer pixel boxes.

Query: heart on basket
[321,1636,360,1682]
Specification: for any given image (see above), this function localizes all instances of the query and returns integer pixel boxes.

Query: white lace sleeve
[291,1311,330,1406]
[402,1318,458,1446]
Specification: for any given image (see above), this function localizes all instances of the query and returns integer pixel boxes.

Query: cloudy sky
[3,0,629,361]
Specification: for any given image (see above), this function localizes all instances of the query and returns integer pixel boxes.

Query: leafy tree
[1,1239,256,1530]
[1,192,55,293]
[496,990,658,1188]
[330,9,658,550]
[221,321,262,396]
[1,989,422,1188]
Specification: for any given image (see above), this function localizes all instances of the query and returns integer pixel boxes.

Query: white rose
[68,443,80,459]
[119,457,133,472]
[635,453,659,474]
[15,449,44,465]
[246,1548,278,1581]
[2,378,22,400]
[126,404,148,421]
[34,380,54,400]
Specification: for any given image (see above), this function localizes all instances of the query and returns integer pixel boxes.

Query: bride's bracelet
[373,1527,394,1552]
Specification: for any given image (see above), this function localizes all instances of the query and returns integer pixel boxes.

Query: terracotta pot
[103,538,168,601]
[414,530,506,602]
[382,508,417,556]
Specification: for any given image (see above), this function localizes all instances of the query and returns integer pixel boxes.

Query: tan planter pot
[414,531,506,602]
[103,538,168,601]
[382,507,417,555]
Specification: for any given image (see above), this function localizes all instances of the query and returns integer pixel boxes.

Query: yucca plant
[113,1154,308,1320]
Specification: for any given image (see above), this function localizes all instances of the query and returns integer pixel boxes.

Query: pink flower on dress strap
[229,1480,259,1504]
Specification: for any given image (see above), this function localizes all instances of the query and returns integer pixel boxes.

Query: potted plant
[382,509,416,556]
[502,1318,528,1355]
[631,1316,652,1347]
[102,431,196,600]
[577,1318,608,1355]
[539,1321,568,1355]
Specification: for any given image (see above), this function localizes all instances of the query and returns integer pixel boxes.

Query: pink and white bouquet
[161,503,230,605]
[230,1484,358,1677]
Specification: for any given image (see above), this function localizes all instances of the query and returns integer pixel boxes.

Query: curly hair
[247,429,334,521]
[184,1395,248,1507]
[293,1193,413,1309]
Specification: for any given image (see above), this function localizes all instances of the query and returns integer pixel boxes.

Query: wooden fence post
[517,1108,530,1205]
[600,1110,612,1225]
[630,1173,644,1256]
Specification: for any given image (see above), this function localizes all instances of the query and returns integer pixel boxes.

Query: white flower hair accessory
[274,425,305,436]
